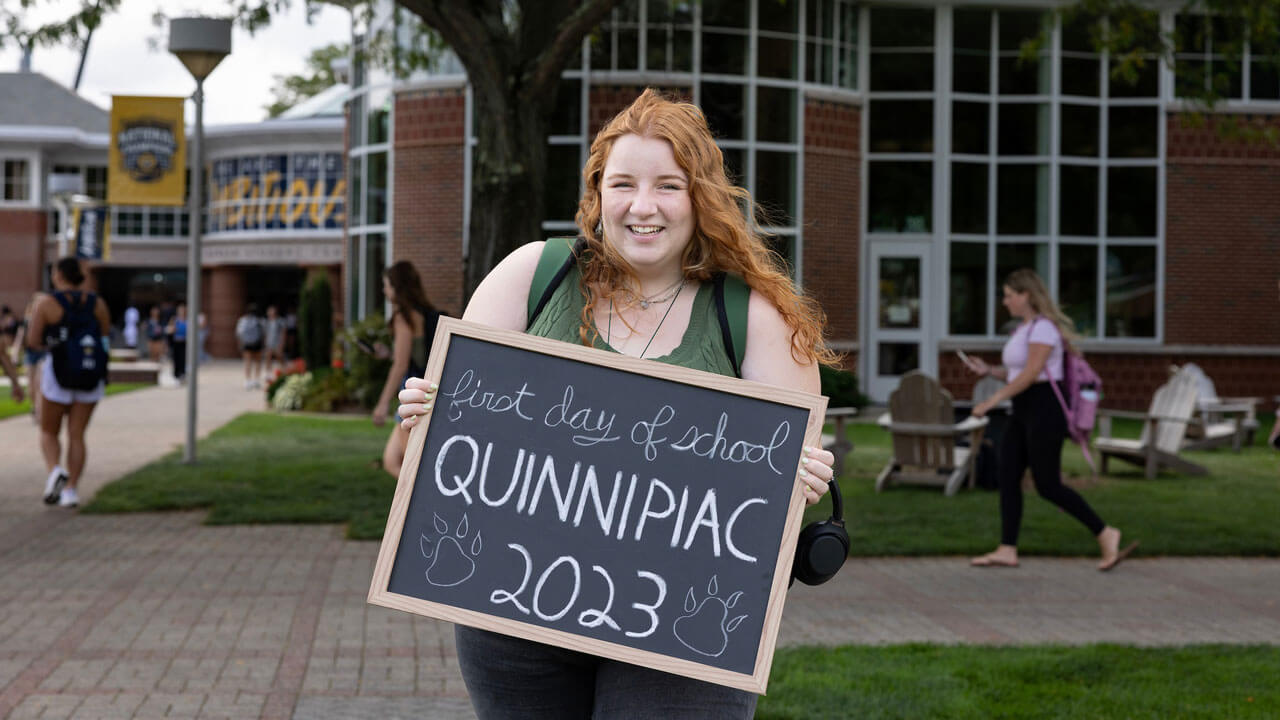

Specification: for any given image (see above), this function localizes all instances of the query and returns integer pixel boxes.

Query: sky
[0,0,353,125]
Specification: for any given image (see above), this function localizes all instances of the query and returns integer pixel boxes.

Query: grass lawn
[0,382,151,420]
[84,412,395,539]
[806,415,1280,557]
[757,644,1280,719]
[88,411,1279,555]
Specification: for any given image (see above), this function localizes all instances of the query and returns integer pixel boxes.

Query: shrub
[300,367,351,413]
[342,314,392,409]
[820,364,870,409]
[271,372,311,411]
[265,359,307,403]
[298,272,333,371]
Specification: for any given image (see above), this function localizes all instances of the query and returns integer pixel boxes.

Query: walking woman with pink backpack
[961,268,1136,571]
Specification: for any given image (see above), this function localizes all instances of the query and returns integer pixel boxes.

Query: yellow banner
[108,96,186,206]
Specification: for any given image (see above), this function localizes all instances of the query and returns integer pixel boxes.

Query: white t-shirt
[1001,318,1064,383]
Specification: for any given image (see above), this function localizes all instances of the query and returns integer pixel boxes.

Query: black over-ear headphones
[791,477,849,586]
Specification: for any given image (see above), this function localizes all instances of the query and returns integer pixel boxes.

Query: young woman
[235,304,265,390]
[27,257,111,508]
[166,303,189,382]
[395,89,839,719]
[373,261,441,478]
[963,268,1135,571]
[145,306,166,363]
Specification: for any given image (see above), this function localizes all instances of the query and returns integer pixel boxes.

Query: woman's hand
[371,401,389,427]
[961,355,990,376]
[397,378,437,430]
[799,445,836,506]
[971,399,995,419]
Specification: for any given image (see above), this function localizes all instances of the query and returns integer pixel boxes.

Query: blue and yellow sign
[72,207,111,261]
[108,96,186,206]
[208,152,345,232]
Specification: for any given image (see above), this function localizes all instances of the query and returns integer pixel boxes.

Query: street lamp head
[168,17,232,80]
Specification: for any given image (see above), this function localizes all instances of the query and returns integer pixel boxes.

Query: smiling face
[599,133,694,280]
[1002,284,1033,320]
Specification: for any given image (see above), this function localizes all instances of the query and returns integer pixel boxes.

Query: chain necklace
[634,278,685,310]
[607,279,686,359]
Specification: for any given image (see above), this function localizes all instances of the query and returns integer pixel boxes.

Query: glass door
[866,243,932,402]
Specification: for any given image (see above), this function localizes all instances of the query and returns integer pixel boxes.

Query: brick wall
[0,209,46,313]
[393,87,466,316]
[206,266,246,358]
[587,86,692,137]
[1165,113,1280,346]
[803,98,860,348]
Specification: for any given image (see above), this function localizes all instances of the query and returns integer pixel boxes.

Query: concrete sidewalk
[1,364,1278,719]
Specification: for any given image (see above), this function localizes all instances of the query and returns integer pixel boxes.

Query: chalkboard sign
[368,318,827,693]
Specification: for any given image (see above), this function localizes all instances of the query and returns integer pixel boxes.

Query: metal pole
[184,77,204,464]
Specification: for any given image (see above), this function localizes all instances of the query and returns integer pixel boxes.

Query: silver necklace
[635,278,684,310]
[608,280,686,358]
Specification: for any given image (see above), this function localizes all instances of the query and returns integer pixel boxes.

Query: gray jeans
[455,626,757,719]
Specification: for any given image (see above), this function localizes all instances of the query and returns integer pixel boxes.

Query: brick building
[0,72,345,358]
[344,2,1278,406]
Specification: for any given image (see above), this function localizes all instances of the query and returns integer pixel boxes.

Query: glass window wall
[941,7,1159,339]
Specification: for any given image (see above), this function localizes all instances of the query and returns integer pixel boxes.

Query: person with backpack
[235,304,265,390]
[391,89,840,719]
[963,268,1136,571]
[373,261,443,478]
[166,303,189,383]
[25,257,111,509]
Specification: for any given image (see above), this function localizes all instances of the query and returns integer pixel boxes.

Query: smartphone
[955,349,972,366]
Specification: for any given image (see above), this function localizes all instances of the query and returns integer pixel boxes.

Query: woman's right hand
[961,355,990,376]
[397,378,437,430]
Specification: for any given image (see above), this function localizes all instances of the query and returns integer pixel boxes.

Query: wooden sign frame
[368,317,827,693]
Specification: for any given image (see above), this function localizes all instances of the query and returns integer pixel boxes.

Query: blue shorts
[24,348,45,367]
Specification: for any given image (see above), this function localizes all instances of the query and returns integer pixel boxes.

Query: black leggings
[999,382,1105,546]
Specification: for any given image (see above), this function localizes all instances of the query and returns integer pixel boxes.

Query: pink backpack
[1035,317,1102,474]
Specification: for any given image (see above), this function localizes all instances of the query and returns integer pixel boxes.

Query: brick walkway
[1,362,1278,719]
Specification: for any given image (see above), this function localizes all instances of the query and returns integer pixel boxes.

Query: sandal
[1098,541,1139,572]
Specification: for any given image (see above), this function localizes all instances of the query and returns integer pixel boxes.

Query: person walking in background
[963,268,1135,571]
[0,305,24,404]
[197,312,211,364]
[394,89,838,718]
[18,293,47,422]
[122,305,140,350]
[235,304,265,390]
[145,306,166,363]
[373,262,442,478]
[167,303,189,383]
[263,305,286,376]
[26,257,110,509]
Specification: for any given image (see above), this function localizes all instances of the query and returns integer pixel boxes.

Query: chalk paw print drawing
[421,512,483,587]
[672,575,747,657]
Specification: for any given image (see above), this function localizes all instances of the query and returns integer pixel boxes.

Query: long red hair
[572,88,837,367]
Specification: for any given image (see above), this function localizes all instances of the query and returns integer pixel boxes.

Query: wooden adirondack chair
[875,371,988,496]
[1176,363,1258,451]
[820,407,859,479]
[1095,368,1208,479]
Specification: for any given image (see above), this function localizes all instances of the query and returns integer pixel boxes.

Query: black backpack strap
[712,273,749,378]
[527,236,588,330]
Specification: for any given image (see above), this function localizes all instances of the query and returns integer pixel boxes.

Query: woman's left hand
[971,399,994,418]
[799,445,836,506]
[372,401,389,427]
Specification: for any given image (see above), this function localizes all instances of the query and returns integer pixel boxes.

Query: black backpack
[49,291,109,390]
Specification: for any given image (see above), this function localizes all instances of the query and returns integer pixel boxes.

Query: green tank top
[526,265,737,378]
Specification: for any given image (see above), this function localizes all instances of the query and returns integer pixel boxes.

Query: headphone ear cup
[792,520,850,586]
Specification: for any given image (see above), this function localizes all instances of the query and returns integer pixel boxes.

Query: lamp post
[169,17,231,464]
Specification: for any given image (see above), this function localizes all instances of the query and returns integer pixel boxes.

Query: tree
[265,41,348,117]
[394,0,624,298]
[1040,0,1280,144]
